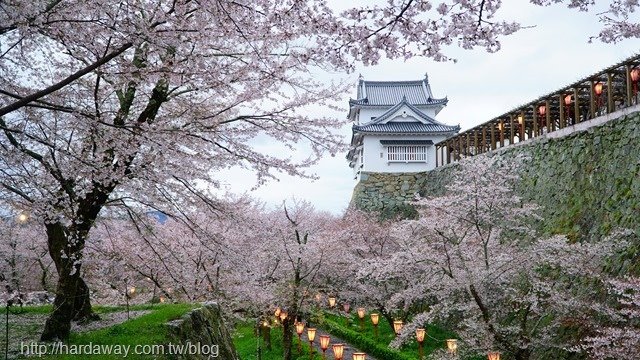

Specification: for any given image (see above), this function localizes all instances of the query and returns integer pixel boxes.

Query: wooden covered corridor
[436,53,640,166]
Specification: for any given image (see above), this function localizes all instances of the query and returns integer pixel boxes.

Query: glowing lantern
[320,335,330,354]
[416,328,426,359]
[352,353,366,360]
[564,94,572,106]
[393,320,403,335]
[488,351,501,360]
[332,343,345,360]
[328,297,336,308]
[279,311,288,322]
[307,328,317,342]
[631,67,640,82]
[631,68,640,98]
[370,313,380,338]
[295,322,305,354]
[17,213,28,223]
[594,82,604,96]
[357,308,365,319]
[446,339,458,354]
[538,105,546,116]
[274,307,281,317]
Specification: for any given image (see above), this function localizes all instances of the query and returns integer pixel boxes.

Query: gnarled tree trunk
[40,223,95,341]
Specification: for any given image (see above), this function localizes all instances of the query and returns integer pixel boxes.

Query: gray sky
[219,1,640,214]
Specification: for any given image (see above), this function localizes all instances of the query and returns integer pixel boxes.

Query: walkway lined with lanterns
[272,297,473,360]
[435,53,640,166]
[300,327,377,360]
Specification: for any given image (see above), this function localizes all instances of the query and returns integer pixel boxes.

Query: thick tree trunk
[40,267,81,341]
[40,223,95,341]
[73,277,97,321]
[282,318,294,360]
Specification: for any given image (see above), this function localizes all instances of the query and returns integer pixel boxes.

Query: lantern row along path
[300,327,379,360]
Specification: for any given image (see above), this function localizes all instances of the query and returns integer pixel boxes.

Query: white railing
[387,145,427,162]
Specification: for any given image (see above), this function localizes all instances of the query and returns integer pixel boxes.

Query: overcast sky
[218,1,640,214]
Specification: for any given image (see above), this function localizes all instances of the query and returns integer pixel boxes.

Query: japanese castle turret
[346,74,460,180]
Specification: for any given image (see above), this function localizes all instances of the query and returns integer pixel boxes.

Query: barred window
[387,145,427,162]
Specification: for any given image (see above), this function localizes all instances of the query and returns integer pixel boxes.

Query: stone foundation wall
[351,110,640,241]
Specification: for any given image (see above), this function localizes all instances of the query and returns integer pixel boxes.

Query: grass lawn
[233,322,322,360]
[3,303,196,359]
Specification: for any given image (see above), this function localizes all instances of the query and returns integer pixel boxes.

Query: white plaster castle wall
[362,134,450,173]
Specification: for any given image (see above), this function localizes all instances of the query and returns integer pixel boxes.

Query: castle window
[386,145,427,162]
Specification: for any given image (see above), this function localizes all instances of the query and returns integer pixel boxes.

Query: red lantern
[594,82,604,96]
[631,67,640,82]
[537,105,546,116]
[631,68,640,98]
[564,94,572,106]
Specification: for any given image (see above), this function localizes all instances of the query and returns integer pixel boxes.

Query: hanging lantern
[357,308,366,319]
[594,82,604,96]
[538,104,546,116]
[631,67,640,82]
[295,322,305,335]
[332,343,345,360]
[370,313,379,326]
[517,115,524,125]
[446,339,458,354]
[393,320,403,335]
[320,335,330,352]
[328,297,336,308]
[352,353,366,360]
[487,351,501,360]
[564,94,572,106]
[307,328,317,342]
[415,328,426,343]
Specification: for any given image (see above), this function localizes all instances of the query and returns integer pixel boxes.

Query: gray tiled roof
[353,122,460,134]
[350,79,447,107]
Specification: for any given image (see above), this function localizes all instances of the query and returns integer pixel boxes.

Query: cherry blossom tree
[0,216,53,298]
[580,273,640,359]
[382,155,629,360]
[220,200,334,360]
[317,209,417,328]
[1,0,638,343]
